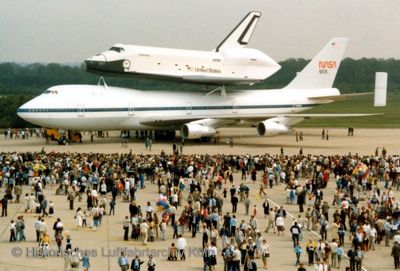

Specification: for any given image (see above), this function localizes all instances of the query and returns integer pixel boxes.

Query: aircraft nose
[17,102,30,121]
[17,106,23,118]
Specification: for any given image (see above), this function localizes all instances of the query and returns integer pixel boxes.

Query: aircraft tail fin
[285,37,348,89]
[215,11,261,52]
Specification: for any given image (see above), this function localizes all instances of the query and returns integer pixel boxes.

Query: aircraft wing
[139,113,381,127]
[308,92,373,102]
[260,113,380,118]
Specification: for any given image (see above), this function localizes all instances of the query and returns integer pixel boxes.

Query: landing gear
[97,76,108,87]
[135,130,176,140]
[200,136,212,142]
[206,86,226,97]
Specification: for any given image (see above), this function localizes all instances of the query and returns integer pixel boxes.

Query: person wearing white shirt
[276,216,285,236]
[72,179,78,191]
[100,182,107,195]
[140,221,149,245]
[393,230,400,246]
[173,194,179,207]
[313,258,323,271]
[34,217,41,242]
[176,235,187,260]
[145,202,154,219]
[329,240,338,268]
[250,216,258,230]
[129,177,135,187]
[9,220,16,242]
[91,189,98,205]
[38,219,47,241]
[369,226,378,250]
[260,239,270,269]
[124,180,130,194]
[231,245,241,271]
[160,221,167,241]
[208,242,218,270]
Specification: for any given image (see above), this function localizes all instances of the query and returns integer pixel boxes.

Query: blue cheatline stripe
[17,103,317,113]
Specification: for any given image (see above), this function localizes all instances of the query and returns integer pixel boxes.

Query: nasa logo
[318,61,337,69]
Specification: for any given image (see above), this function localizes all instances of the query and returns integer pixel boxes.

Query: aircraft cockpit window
[109,47,125,53]
[43,90,58,94]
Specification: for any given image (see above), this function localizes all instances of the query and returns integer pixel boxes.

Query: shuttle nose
[80,61,87,71]
[83,54,129,76]
[83,54,107,72]
[89,54,108,62]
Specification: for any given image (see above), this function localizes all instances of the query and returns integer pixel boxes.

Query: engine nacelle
[257,120,289,137]
[181,123,216,139]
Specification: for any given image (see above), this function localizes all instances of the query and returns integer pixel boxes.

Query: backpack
[133,259,140,269]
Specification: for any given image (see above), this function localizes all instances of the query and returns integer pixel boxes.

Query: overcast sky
[0,0,398,63]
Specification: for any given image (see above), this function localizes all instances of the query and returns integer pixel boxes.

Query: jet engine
[256,119,290,137]
[181,123,216,139]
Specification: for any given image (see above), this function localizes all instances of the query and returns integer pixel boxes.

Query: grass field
[296,93,400,128]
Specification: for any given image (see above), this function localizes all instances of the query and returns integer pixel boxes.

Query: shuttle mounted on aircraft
[18,38,378,140]
[82,11,281,86]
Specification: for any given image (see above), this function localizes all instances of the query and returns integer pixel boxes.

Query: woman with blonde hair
[261,239,270,269]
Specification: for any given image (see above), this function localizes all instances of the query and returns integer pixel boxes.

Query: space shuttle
[82,11,281,86]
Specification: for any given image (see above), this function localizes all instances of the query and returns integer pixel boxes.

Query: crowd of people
[0,148,400,270]
[3,128,44,140]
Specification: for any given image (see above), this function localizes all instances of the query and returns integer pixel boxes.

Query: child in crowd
[48,201,55,217]
[149,227,155,242]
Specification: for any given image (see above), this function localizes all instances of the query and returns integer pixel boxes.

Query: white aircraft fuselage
[17,84,339,131]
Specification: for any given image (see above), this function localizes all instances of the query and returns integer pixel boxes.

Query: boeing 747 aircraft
[82,11,281,86]
[18,38,375,140]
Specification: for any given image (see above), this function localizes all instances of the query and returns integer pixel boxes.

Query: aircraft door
[128,104,135,116]
[232,102,239,113]
[186,102,192,115]
[77,104,85,117]
[291,100,302,113]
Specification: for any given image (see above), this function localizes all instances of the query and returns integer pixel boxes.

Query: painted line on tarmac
[266,197,368,271]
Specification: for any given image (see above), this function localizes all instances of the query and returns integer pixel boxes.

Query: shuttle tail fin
[215,11,261,52]
[285,37,348,89]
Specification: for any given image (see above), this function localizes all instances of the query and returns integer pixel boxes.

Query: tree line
[1,58,399,128]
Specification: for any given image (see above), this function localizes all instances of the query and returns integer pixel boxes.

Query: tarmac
[1,128,399,156]
[0,128,399,271]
